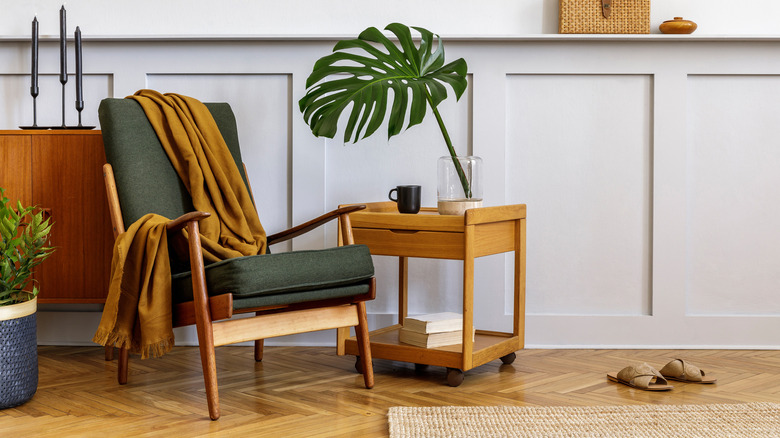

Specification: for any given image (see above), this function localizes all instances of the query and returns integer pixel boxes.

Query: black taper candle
[30,15,40,128]
[75,27,83,111]
[60,5,67,128]
[31,17,39,97]
[59,6,67,85]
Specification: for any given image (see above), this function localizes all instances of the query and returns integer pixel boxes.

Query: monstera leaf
[299,23,467,143]
[299,23,472,196]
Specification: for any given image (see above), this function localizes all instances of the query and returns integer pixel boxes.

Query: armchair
[98,98,374,420]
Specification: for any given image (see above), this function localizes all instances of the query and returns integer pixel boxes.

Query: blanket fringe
[93,329,175,359]
[92,329,131,351]
[140,337,175,359]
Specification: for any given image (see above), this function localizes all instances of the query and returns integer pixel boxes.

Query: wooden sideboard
[0,130,112,303]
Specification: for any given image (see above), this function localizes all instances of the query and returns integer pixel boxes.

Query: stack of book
[398,312,473,348]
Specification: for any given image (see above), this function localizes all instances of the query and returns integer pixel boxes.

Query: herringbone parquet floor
[2,346,779,436]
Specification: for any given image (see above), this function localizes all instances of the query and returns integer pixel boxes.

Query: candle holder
[21,9,94,130]
[19,17,39,130]
[49,81,77,130]
[59,81,67,128]
[31,92,38,128]
[74,101,94,129]
[18,89,39,130]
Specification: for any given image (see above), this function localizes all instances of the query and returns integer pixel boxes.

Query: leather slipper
[607,363,674,391]
[660,359,717,384]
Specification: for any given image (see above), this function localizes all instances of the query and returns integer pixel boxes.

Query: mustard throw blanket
[93,90,267,359]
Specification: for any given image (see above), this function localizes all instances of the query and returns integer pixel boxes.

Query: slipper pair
[607,359,717,391]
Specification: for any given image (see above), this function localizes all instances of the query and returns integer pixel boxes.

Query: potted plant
[0,187,54,409]
[299,23,481,215]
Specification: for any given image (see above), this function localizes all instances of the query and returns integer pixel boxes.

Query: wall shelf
[5,34,780,43]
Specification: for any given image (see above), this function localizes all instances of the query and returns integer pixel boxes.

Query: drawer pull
[390,229,419,235]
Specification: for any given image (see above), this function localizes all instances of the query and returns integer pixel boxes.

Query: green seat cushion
[172,244,374,308]
[229,284,371,311]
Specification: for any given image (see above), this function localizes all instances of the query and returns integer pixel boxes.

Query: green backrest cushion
[98,98,251,228]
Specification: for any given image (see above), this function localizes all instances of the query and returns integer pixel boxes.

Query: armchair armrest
[166,211,211,265]
[167,211,211,232]
[267,205,366,246]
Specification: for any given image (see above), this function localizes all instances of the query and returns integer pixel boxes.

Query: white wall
[2,0,780,37]
[2,2,780,350]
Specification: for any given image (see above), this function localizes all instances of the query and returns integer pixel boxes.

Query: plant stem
[426,93,472,199]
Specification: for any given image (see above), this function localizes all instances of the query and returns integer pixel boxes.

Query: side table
[337,201,526,386]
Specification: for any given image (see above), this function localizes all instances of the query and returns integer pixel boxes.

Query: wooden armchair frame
[102,163,374,421]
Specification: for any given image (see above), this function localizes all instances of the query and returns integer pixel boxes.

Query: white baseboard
[35,311,780,350]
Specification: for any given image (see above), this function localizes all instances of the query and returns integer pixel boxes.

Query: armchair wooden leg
[354,301,374,389]
[197,336,220,420]
[254,339,264,362]
[187,221,221,421]
[254,311,264,362]
[118,347,129,385]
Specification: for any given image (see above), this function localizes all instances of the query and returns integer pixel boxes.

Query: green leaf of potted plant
[299,23,480,214]
[0,187,55,409]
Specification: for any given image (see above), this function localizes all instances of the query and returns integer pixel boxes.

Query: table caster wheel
[355,356,363,374]
[446,368,464,387]
[500,352,516,365]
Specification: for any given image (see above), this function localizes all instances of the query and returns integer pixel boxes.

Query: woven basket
[559,0,650,34]
[0,299,38,409]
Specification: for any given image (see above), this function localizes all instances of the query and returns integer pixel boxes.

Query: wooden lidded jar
[659,17,698,34]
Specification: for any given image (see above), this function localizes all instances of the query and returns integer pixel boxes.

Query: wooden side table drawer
[352,228,464,259]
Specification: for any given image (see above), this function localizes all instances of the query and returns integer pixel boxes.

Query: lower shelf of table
[340,324,522,371]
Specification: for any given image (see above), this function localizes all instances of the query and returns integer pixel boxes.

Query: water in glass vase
[437,155,483,215]
[437,198,483,215]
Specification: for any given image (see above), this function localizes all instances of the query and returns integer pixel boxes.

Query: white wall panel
[507,74,653,316]
[2,36,780,348]
[686,75,780,316]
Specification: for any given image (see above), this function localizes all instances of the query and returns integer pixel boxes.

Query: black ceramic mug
[388,185,421,214]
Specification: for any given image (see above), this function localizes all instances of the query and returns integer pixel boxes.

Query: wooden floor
[2,346,779,437]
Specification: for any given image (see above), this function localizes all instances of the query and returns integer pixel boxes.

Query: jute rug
[388,402,780,437]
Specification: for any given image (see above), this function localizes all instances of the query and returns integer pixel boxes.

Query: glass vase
[437,155,483,215]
